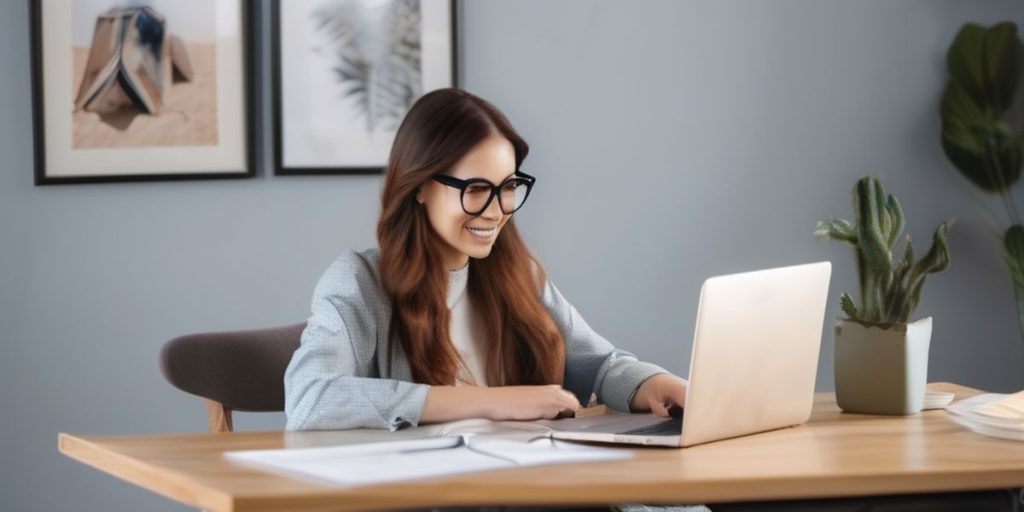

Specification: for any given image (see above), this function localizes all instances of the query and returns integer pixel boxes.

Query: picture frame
[272,0,458,175]
[30,0,256,185]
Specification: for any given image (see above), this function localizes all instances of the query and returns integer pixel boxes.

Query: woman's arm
[419,384,582,424]
[284,322,430,431]
[284,251,431,431]
[539,277,683,413]
[286,320,582,429]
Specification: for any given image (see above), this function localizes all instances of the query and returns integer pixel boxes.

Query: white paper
[946,393,1024,441]
[468,437,634,466]
[973,390,1024,420]
[225,434,632,487]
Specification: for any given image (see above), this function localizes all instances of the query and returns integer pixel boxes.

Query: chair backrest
[159,323,305,432]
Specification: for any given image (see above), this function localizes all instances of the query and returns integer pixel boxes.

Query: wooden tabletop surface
[59,382,1024,512]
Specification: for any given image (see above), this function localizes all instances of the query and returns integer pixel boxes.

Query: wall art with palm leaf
[272,0,457,175]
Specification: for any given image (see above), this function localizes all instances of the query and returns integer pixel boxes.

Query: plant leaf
[313,0,423,132]
[982,22,1021,112]
[941,81,1022,192]
[947,23,988,106]
[814,218,857,244]
[899,222,953,322]
[884,193,905,249]
[1004,224,1024,289]
[885,234,914,321]
[840,293,859,320]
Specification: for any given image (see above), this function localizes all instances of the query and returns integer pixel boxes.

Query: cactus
[815,176,953,324]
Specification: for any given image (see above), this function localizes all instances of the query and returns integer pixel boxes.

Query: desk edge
[58,432,236,512]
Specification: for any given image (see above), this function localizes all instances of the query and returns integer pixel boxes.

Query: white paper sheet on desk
[973,390,1024,420]
[946,393,1024,441]
[224,435,633,487]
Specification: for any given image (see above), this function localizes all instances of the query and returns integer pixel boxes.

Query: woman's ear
[415,185,425,205]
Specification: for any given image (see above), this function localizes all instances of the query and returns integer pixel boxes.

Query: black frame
[29,0,257,185]
[432,170,536,215]
[271,0,459,176]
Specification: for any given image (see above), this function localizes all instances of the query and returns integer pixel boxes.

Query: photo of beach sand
[71,0,218,149]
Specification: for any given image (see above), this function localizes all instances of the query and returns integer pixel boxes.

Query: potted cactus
[815,176,952,415]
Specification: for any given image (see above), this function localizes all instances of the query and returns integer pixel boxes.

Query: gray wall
[3,1,1023,510]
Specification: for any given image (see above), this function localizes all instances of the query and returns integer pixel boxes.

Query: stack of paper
[225,434,632,487]
[945,390,1024,441]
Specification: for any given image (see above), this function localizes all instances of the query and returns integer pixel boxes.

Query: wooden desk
[58,383,1024,512]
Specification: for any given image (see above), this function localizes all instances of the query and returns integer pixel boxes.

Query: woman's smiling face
[418,133,517,271]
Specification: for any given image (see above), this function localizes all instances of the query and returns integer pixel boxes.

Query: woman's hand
[630,373,688,416]
[485,385,581,420]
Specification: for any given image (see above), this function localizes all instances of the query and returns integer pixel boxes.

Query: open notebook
[224,417,631,487]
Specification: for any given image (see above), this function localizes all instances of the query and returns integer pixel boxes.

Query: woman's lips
[466,226,497,240]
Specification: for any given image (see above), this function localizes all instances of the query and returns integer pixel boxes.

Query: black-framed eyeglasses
[431,170,536,215]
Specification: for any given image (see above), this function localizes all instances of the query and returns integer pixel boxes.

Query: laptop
[538,261,832,448]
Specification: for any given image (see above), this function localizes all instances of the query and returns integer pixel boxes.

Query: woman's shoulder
[328,246,380,273]
[313,247,386,303]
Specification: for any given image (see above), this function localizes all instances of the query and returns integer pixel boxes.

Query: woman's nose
[480,194,503,220]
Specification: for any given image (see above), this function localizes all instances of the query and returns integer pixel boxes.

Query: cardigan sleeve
[540,278,669,413]
[284,251,430,431]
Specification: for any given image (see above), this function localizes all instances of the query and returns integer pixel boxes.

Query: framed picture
[272,0,457,175]
[30,0,255,185]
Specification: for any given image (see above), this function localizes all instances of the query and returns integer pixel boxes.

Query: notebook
[224,429,631,487]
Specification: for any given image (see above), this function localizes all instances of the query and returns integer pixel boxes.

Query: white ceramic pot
[833,317,933,415]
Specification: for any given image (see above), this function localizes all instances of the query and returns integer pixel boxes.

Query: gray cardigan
[283,248,669,431]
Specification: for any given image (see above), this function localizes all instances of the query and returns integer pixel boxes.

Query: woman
[284,87,689,433]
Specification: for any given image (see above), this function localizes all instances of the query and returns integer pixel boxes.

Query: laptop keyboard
[618,416,683,436]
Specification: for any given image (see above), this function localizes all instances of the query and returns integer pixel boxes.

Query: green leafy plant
[940,21,1024,336]
[815,177,952,324]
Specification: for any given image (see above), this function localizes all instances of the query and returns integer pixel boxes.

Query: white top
[447,262,488,386]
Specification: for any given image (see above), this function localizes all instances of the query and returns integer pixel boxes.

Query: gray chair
[159,323,305,432]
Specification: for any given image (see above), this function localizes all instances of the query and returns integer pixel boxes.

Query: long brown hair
[376,88,565,387]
